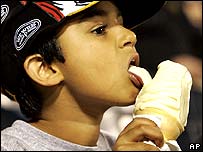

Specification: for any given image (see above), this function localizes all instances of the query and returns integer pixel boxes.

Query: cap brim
[113,1,166,29]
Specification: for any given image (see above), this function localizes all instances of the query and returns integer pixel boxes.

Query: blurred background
[1,1,202,151]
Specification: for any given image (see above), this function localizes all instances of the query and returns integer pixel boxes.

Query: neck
[30,119,101,146]
[30,87,110,146]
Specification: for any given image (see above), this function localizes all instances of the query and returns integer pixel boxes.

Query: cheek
[58,33,138,103]
[66,56,111,93]
[63,51,120,100]
[65,59,137,104]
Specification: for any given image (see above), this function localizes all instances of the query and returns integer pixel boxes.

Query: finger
[117,124,164,148]
[119,117,158,136]
[113,142,160,151]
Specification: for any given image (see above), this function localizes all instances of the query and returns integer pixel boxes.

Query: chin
[101,86,139,106]
[111,96,137,107]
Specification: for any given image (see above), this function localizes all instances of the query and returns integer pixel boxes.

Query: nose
[118,26,137,49]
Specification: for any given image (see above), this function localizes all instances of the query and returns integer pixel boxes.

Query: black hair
[1,36,65,120]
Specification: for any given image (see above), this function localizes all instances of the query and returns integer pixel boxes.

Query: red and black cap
[1,1,165,96]
[1,1,166,53]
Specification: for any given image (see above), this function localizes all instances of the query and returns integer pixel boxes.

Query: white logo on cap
[14,19,41,51]
[74,1,93,6]
[1,4,9,24]
[52,1,93,16]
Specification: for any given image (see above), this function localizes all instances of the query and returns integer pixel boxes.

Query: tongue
[128,66,152,85]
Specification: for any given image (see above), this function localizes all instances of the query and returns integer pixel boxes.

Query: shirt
[1,120,116,151]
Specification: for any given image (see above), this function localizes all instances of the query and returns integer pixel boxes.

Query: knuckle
[113,144,126,151]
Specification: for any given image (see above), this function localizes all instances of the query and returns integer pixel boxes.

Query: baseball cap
[1,1,165,96]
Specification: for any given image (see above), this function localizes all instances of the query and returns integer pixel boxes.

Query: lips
[127,53,142,88]
[128,53,139,69]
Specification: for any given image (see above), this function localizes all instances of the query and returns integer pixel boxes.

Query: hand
[113,117,164,151]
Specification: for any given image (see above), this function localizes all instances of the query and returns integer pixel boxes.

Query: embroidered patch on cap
[14,19,41,51]
[1,4,9,24]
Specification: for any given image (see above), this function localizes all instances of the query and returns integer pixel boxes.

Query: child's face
[57,1,140,106]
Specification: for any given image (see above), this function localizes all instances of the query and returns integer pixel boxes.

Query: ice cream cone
[129,60,192,141]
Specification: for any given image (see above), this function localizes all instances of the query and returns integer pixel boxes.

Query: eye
[91,24,107,35]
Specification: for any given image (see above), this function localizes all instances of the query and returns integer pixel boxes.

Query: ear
[24,54,64,86]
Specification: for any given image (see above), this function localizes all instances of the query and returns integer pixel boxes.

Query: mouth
[128,55,143,89]
[128,54,139,69]
[128,69,144,89]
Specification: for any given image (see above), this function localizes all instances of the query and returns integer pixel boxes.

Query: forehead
[75,1,121,21]
[94,1,120,14]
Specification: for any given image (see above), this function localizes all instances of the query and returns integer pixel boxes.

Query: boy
[1,1,176,151]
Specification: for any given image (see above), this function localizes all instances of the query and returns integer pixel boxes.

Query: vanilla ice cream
[128,60,192,141]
